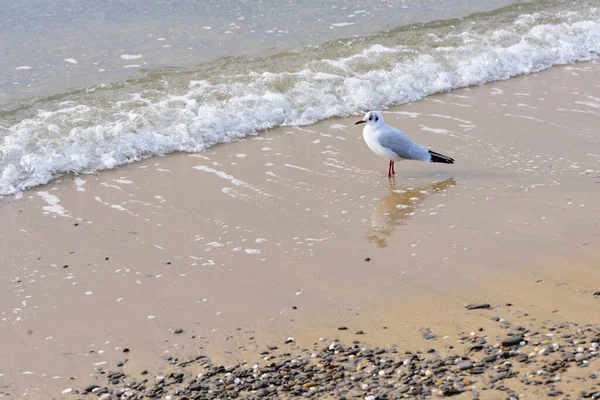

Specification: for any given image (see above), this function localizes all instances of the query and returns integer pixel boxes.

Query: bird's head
[355,111,384,126]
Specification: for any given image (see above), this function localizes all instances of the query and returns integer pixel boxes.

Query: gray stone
[501,336,524,346]
[457,361,473,370]
[466,304,491,310]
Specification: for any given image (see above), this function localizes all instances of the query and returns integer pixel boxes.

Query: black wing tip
[429,150,455,164]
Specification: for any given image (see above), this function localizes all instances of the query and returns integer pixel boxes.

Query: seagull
[355,111,454,177]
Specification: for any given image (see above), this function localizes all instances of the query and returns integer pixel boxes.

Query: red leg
[388,160,392,178]
[391,161,395,175]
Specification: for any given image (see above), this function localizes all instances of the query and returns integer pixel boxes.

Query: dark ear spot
[375,116,378,121]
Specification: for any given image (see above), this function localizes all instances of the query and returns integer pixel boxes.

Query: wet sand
[1,61,599,398]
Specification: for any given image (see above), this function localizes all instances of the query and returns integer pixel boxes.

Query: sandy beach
[1,61,599,399]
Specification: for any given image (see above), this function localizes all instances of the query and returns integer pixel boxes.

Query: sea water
[1,0,598,194]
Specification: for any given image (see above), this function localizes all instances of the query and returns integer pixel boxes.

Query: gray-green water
[1,0,514,105]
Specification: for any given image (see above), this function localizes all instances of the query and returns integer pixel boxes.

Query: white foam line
[284,163,328,177]
[518,103,538,109]
[575,101,600,109]
[95,196,137,216]
[325,158,370,175]
[323,162,345,169]
[504,114,545,123]
[331,22,355,28]
[386,111,422,118]
[193,166,247,186]
[221,187,253,200]
[193,165,270,196]
[74,177,87,192]
[284,164,315,173]
[305,237,329,242]
[188,154,212,160]
[120,54,143,60]
[37,192,69,216]
[428,114,473,125]
[124,200,154,207]
[294,127,316,133]
[100,183,122,191]
[558,108,600,116]
[419,125,457,137]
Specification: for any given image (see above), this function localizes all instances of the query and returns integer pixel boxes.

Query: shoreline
[0,61,599,399]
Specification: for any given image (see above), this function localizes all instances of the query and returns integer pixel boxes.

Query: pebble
[482,354,496,363]
[466,303,491,310]
[457,360,473,370]
[174,328,184,334]
[502,336,524,346]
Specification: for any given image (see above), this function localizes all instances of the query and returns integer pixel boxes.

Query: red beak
[355,120,366,125]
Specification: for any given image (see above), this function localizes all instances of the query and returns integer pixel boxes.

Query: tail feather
[428,150,454,164]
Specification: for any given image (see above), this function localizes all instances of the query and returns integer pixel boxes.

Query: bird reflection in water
[367,178,457,248]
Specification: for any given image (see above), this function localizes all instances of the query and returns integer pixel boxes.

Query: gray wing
[378,128,430,161]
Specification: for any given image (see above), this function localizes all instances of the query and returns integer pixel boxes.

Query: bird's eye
[368,116,373,120]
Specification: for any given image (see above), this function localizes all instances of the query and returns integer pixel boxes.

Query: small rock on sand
[457,360,473,370]
[502,336,524,346]
[466,303,491,310]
